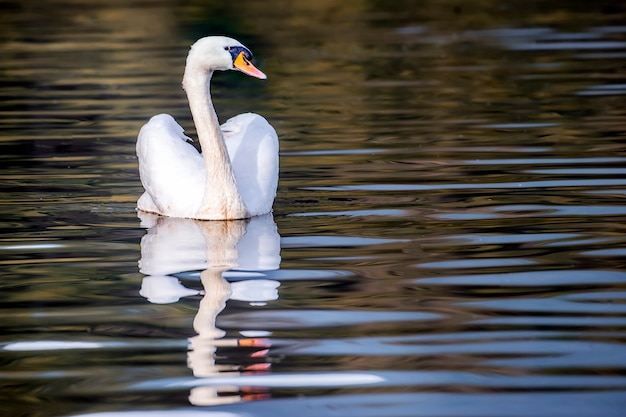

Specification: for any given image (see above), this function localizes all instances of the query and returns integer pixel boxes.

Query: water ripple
[218,309,440,330]
[304,179,626,192]
[415,270,626,286]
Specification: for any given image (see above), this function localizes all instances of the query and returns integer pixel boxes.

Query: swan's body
[136,36,278,220]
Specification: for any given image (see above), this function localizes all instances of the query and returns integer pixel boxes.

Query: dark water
[2,1,626,416]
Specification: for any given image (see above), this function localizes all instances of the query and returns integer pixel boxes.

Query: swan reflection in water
[137,212,281,406]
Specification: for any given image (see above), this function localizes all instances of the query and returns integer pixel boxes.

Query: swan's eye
[226,46,252,63]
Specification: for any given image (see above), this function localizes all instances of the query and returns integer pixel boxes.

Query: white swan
[136,36,278,220]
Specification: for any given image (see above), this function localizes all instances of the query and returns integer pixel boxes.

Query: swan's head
[187,36,267,80]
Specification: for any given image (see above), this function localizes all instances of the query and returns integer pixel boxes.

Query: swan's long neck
[182,65,248,220]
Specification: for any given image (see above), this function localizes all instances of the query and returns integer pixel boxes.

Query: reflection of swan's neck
[190,220,247,341]
[182,64,247,220]
[191,268,231,341]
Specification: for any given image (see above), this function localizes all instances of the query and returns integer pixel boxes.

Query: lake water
[1,1,626,416]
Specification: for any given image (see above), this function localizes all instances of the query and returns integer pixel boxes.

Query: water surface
[1,1,626,416]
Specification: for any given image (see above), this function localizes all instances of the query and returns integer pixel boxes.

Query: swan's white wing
[222,113,279,216]
[136,114,205,218]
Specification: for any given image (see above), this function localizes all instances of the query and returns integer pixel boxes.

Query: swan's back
[222,113,279,217]
[137,113,278,219]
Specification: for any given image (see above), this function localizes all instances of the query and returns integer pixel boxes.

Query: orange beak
[234,51,267,80]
